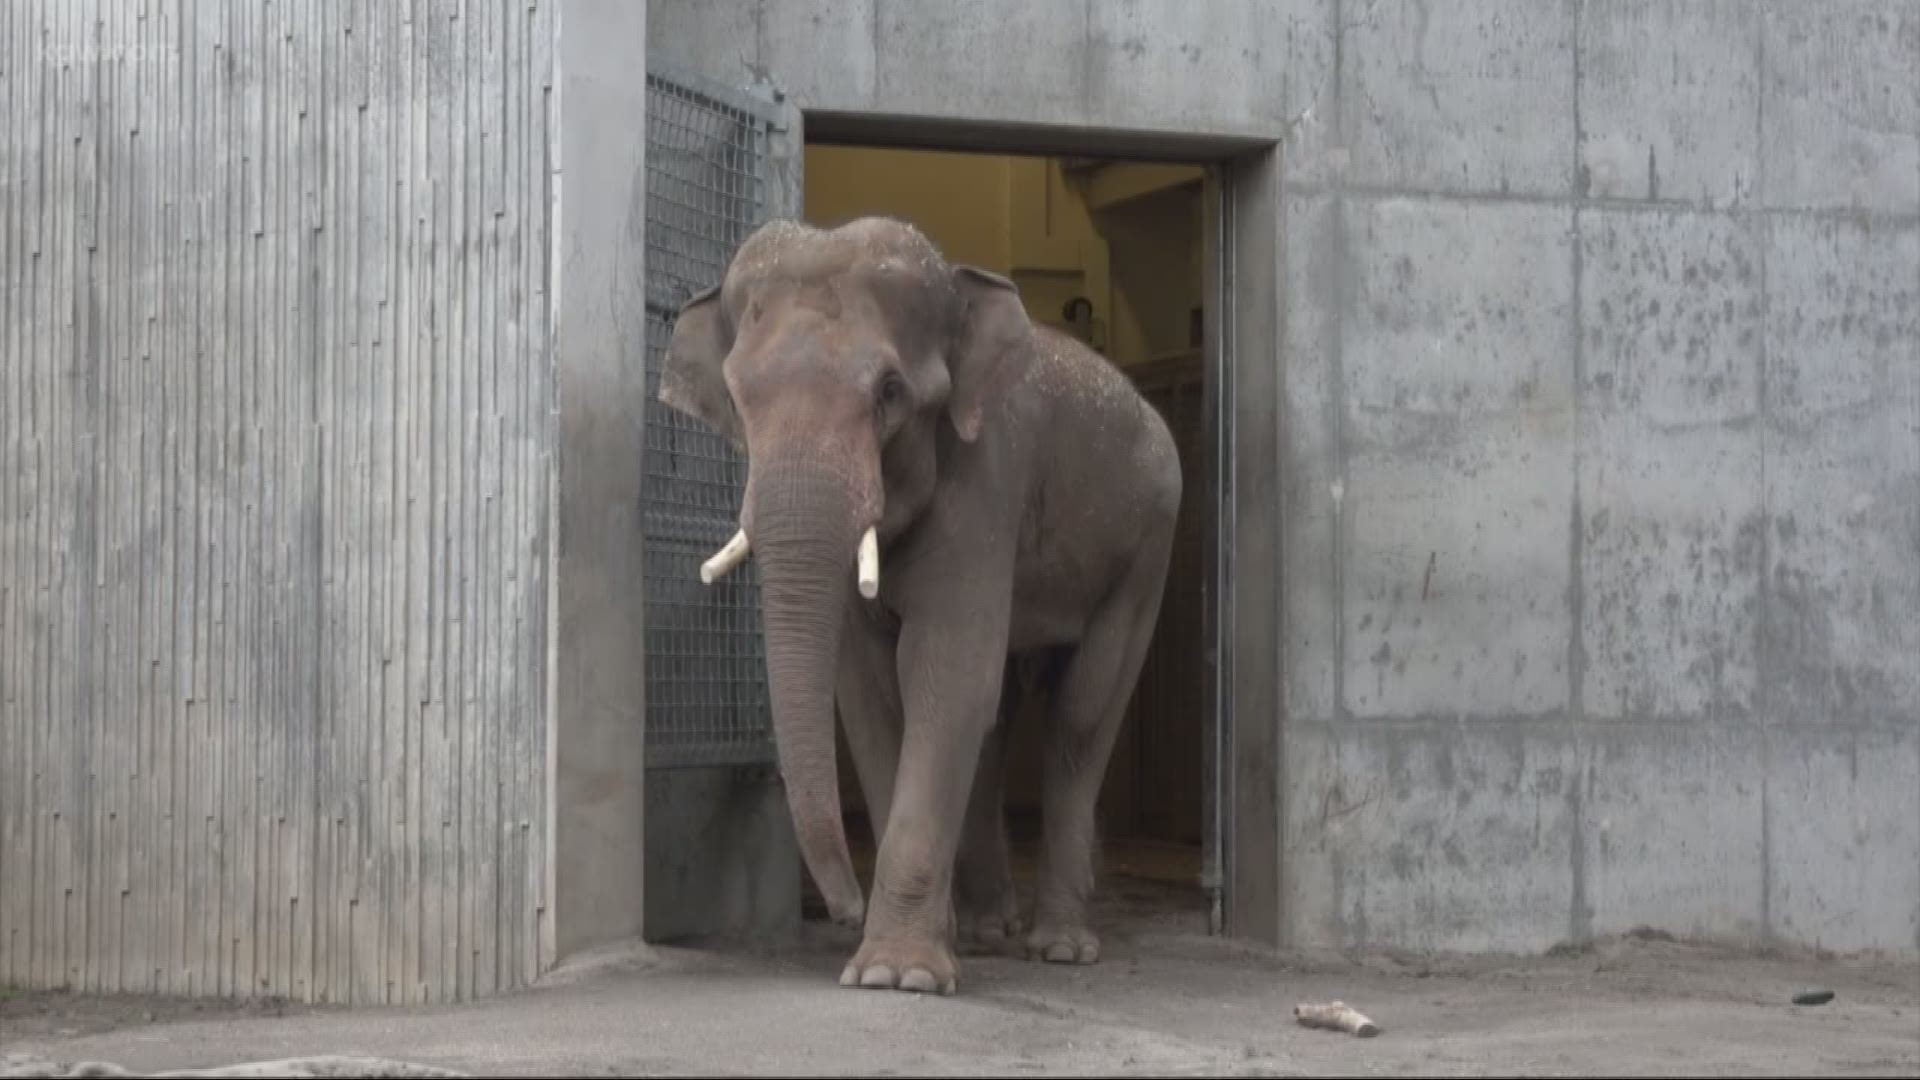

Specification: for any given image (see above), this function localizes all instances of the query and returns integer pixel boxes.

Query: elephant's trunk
[745,452,874,928]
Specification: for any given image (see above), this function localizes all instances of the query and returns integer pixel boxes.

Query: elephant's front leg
[836,600,904,856]
[841,593,1010,995]
[953,671,1023,953]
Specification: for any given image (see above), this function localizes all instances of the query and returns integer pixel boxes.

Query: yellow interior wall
[802,146,1013,278]
[802,146,1201,370]
[1004,157,1111,354]
[1089,180,1206,366]
[804,146,1111,353]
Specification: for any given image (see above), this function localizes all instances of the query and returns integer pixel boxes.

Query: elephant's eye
[876,373,907,408]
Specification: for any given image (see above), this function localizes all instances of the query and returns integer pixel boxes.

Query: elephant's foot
[839,936,959,995]
[1025,922,1101,964]
[957,892,1025,953]
[954,857,1023,952]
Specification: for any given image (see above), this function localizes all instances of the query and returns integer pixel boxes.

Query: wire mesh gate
[640,68,786,769]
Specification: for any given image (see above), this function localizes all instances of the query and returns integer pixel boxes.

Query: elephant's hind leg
[1026,527,1176,965]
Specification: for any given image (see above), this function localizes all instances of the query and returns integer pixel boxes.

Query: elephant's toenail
[839,964,860,987]
[1080,943,1101,963]
[859,964,897,989]
[1044,943,1077,963]
[899,968,939,994]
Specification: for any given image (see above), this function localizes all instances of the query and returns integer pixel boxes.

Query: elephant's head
[658,216,1031,926]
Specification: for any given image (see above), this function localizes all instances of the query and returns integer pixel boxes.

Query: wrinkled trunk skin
[746,452,871,928]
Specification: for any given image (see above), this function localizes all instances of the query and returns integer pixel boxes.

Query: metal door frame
[800,117,1284,944]
[634,88,1286,944]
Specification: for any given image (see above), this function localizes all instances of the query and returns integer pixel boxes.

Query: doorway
[799,144,1224,937]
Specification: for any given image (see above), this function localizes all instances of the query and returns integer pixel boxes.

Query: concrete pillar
[548,0,651,965]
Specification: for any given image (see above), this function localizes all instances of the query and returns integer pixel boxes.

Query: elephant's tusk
[856,527,880,600]
[700,529,751,584]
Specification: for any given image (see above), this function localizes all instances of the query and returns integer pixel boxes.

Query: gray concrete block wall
[1761,4,1919,214]
[1283,0,1920,956]
[1577,0,1761,207]
[1577,208,1764,723]
[1336,197,1577,721]
[1761,217,1920,723]
[1341,1,1578,196]
[651,0,1327,140]
[651,0,1920,957]
[644,767,800,944]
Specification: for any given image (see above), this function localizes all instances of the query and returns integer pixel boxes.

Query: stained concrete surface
[5,872,1915,1078]
[650,0,1920,963]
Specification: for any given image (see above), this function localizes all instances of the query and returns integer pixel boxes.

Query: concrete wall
[651,0,1920,957]
[550,0,651,967]
[0,0,558,1000]
[644,766,798,944]
[1281,0,1919,959]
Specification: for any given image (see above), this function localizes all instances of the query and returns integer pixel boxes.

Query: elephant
[659,215,1181,996]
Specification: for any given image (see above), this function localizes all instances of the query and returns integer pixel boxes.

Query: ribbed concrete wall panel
[0,0,557,1004]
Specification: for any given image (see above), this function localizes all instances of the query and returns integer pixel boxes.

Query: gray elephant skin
[659,216,1181,995]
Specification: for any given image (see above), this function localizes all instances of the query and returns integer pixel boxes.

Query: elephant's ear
[659,283,745,449]
[946,265,1031,443]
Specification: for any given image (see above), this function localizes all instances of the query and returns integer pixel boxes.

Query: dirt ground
[4,858,1917,1077]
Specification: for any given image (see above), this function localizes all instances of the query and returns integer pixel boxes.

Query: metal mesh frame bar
[642,73,775,768]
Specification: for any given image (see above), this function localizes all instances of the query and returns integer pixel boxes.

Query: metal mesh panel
[643,73,775,767]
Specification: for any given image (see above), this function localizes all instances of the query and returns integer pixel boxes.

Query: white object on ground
[1293,1000,1381,1038]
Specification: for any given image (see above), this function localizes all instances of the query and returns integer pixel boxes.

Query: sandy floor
[5,846,1917,1077]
